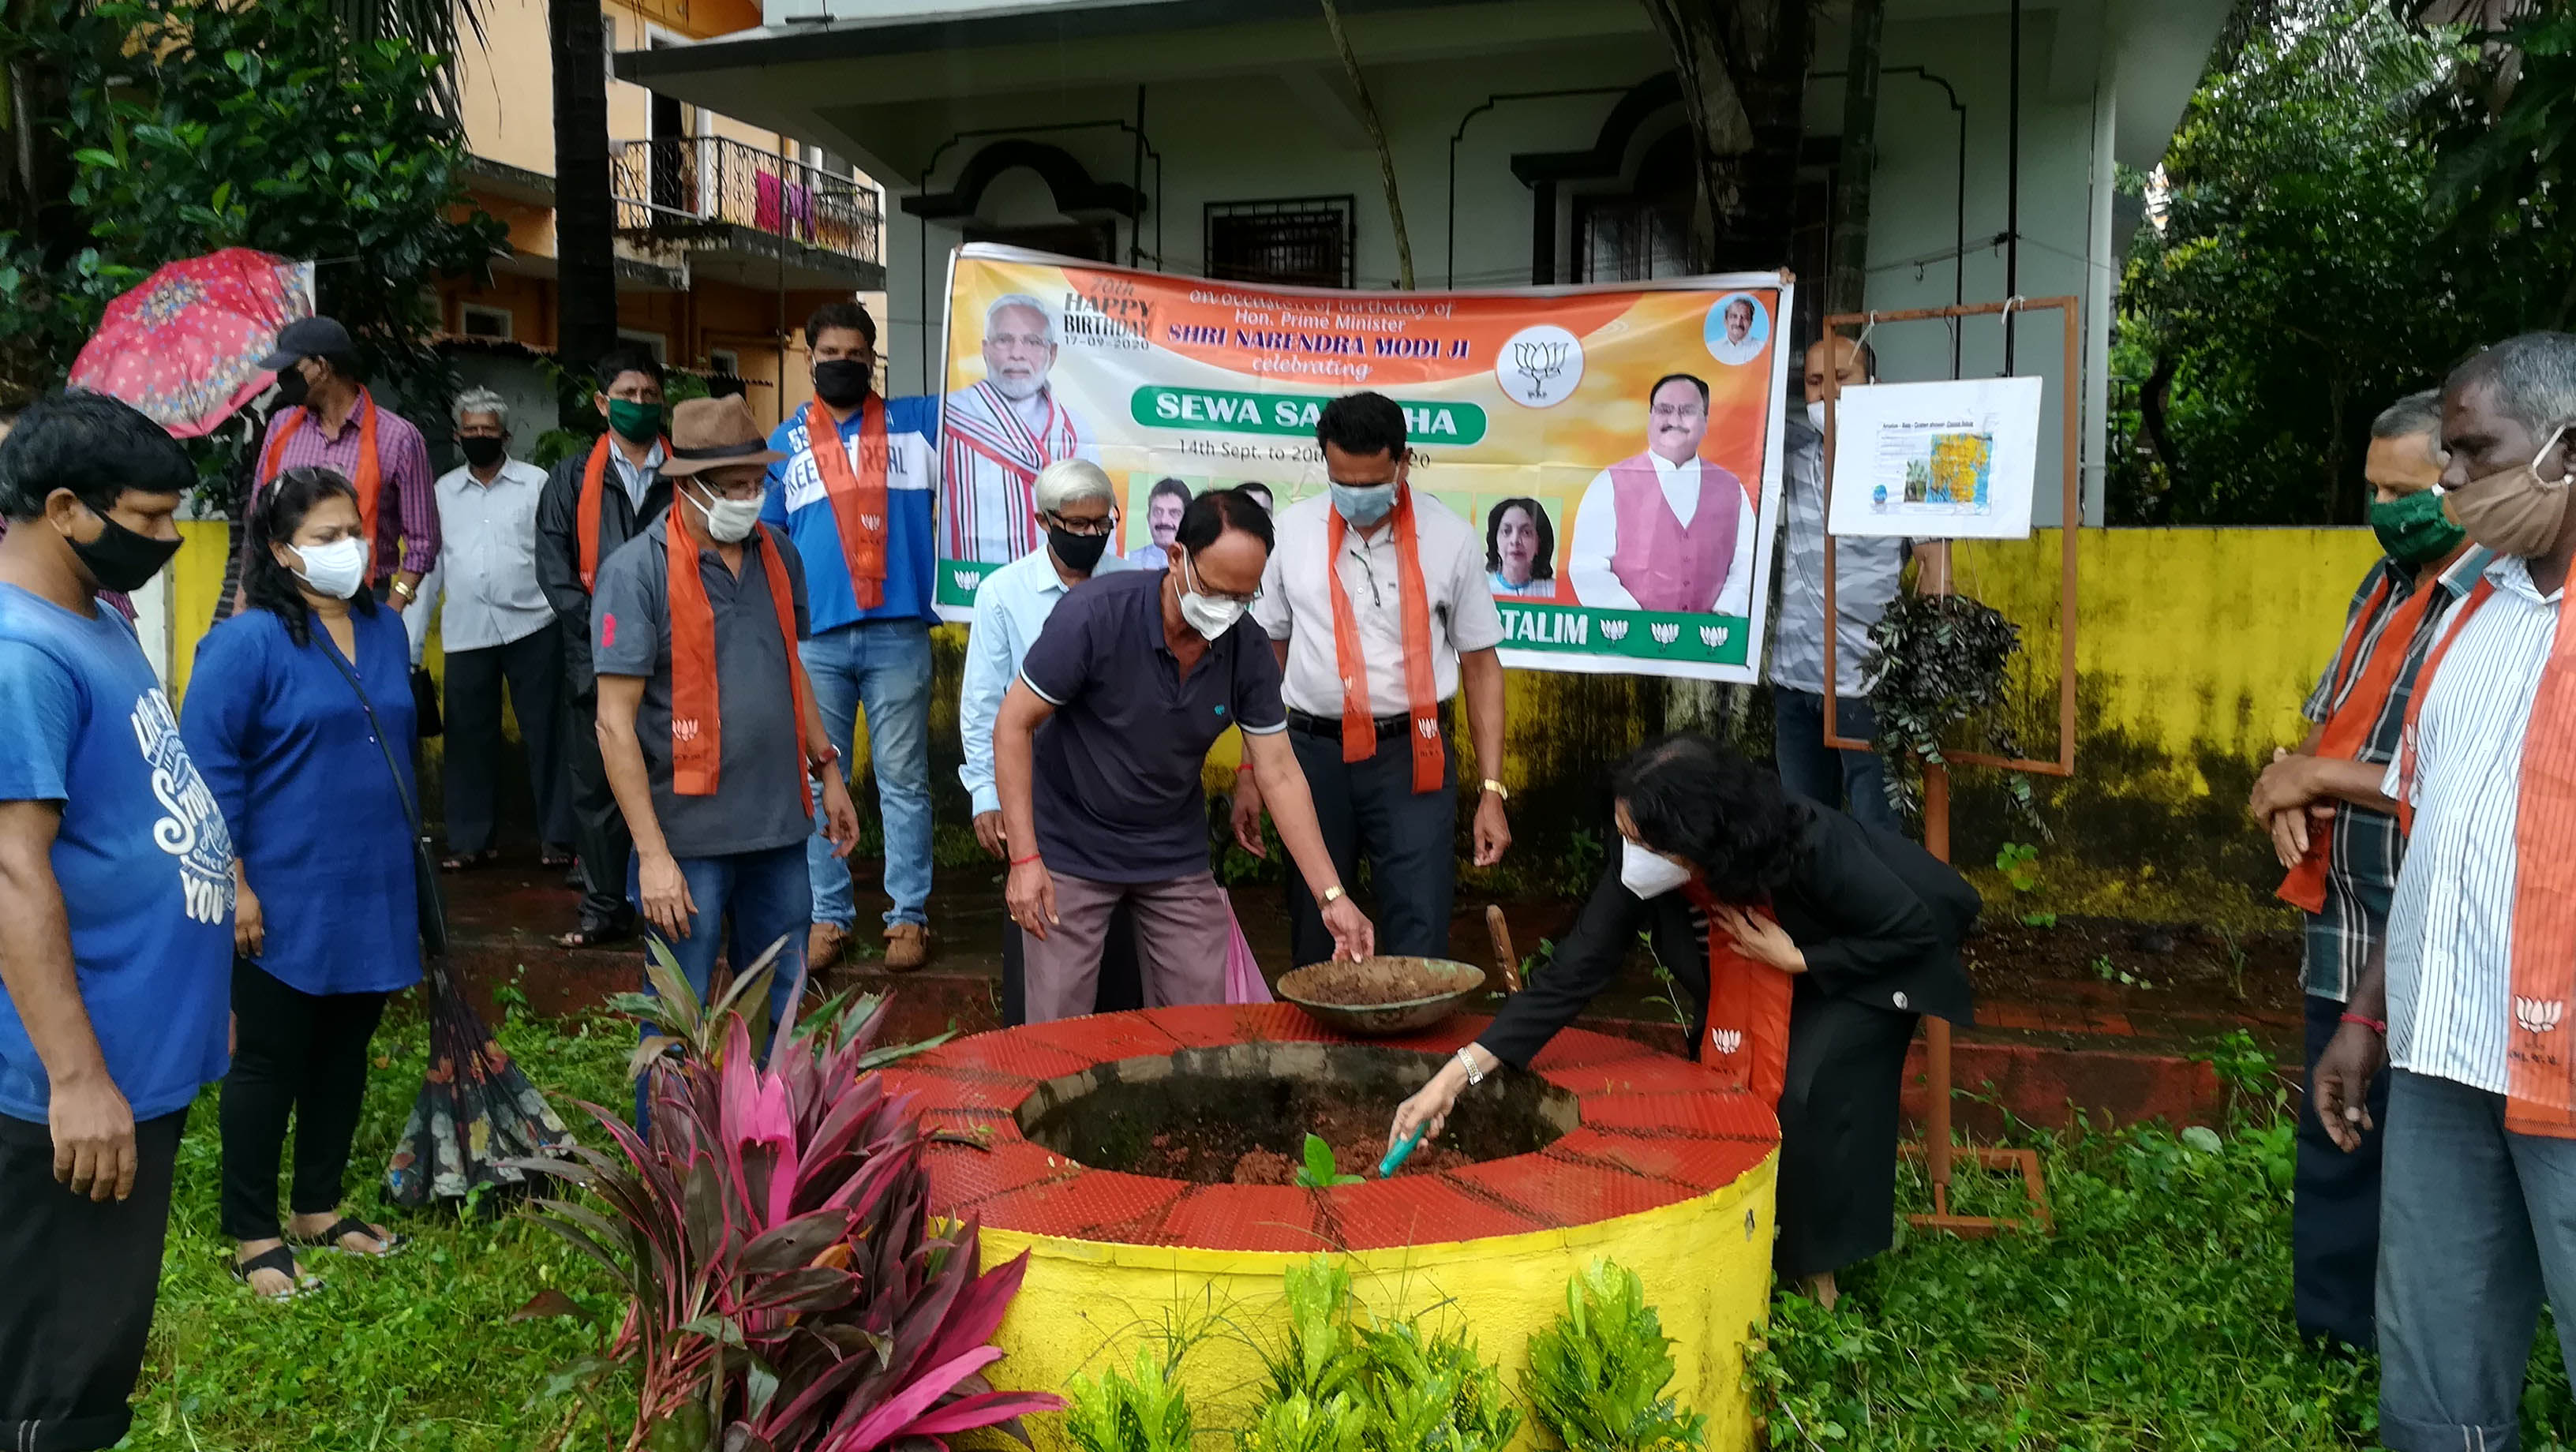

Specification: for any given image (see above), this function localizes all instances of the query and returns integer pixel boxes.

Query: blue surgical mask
[1331,482,1397,528]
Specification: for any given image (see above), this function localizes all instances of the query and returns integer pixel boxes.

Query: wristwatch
[1320,884,1346,905]
[807,743,841,777]
[1481,778,1510,801]
[1455,1046,1486,1086]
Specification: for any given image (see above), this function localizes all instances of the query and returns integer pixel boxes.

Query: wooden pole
[1921,728,1954,1214]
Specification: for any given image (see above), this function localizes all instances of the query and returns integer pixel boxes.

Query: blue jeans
[2377,1068,2576,1450]
[799,620,933,930]
[627,842,811,1128]
[1772,687,1898,832]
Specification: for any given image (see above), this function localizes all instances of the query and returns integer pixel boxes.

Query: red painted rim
[884,1003,1780,1253]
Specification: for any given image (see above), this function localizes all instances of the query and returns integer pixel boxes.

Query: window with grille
[1204,196,1356,289]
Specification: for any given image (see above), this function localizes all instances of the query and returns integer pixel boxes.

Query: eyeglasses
[1042,511,1117,538]
[1179,549,1261,606]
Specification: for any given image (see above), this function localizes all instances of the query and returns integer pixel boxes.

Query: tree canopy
[2109,0,2576,525]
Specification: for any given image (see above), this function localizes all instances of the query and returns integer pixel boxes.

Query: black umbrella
[383,955,575,1211]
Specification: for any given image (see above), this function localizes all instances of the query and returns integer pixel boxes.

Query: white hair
[985,293,1058,345]
[451,386,508,428]
[1032,457,1115,515]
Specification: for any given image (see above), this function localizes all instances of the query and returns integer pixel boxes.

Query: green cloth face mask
[605,399,664,445]
[2368,488,2467,566]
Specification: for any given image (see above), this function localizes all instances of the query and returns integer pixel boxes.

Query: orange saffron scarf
[662,503,815,816]
[2275,570,2446,912]
[2396,571,2576,1137]
[808,398,890,611]
[1324,487,1443,793]
[577,432,672,591]
[260,389,382,552]
[1683,882,1795,1105]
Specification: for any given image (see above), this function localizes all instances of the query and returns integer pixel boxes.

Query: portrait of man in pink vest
[1565,372,1758,616]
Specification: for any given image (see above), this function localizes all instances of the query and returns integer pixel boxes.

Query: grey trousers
[2377,1068,2576,1451]
[1021,868,1230,1024]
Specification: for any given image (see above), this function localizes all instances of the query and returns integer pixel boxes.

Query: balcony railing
[611,135,882,266]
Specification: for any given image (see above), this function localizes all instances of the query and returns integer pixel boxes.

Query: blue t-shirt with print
[0,584,234,1123]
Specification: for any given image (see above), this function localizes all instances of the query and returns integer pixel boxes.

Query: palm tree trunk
[1637,0,1814,272]
[1320,0,1414,289]
[1826,0,1885,314]
[552,0,620,368]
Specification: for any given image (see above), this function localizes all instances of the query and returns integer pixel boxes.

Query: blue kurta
[182,604,422,997]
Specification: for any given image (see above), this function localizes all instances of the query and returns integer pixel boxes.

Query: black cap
[257,316,354,370]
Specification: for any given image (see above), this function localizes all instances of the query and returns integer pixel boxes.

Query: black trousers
[1773,987,1921,1279]
[1283,727,1456,970]
[219,960,391,1241]
[1001,900,1145,1027]
[442,624,575,855]
[2293,990,2388,1349]
[0,1106,186,1451]
[564,669,634,929]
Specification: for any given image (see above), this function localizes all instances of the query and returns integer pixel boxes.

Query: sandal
[556,916,634,949]
[232,1244,323,1300]
[440,848,500,873]
[287,1216,408,1259]
[540,846,576,870]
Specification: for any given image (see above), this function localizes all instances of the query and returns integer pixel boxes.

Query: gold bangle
[1320,884,1346,905]
[1481,778,1509,801]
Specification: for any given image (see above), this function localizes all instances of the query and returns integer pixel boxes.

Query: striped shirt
[1769,416,1908,697]
[2296,545,2493,1001]
[2379,554,2562,1093]
[250,399,440,576]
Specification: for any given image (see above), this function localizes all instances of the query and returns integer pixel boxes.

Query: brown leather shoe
[807,921,849,971]
[882,922,928,972]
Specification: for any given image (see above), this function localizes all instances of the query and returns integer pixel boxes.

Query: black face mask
[1048,523,1110,574]
[459,435,508,469]
[68,508,182,593]
[272,366,310,410]
[812,358,873,408]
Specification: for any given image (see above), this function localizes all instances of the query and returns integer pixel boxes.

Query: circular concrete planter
[883,1003,1780,1451]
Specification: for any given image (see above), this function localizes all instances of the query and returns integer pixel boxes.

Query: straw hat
[657,395,786,476]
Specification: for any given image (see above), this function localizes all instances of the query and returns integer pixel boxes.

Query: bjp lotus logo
[1710,1028,1743,1056]
[1415,719,1440,740]
[1699,625,1725,649]
[862,514,882,531]
[1599,619,1630,642]
[673,718,702,743]
[2518,997,2565,1035]
[952,569,981,591]
[1649,622,1681,649]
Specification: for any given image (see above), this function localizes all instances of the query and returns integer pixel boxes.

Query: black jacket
[1479,804,1979,1070]
[534,446,670,696]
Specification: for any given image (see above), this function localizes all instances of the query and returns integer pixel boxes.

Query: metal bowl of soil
[1275,956,1488,1036]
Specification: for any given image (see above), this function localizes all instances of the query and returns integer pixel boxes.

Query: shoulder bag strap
[319,633,450,960]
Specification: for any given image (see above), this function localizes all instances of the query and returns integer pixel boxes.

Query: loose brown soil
[1136,1092,1476,1184]
[1963,915,2305,1015]
[1281,956,1479,1006]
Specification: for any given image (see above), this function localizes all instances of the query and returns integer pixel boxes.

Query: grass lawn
[121,1007,2576,1450]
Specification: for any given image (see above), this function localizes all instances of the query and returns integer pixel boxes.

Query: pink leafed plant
[510,937,1061,1452]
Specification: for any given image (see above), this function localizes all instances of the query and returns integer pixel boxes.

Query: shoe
[883,922,928,972]
[807,920,850,971]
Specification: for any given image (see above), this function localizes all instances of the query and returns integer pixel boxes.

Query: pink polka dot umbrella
[67,248,312,439]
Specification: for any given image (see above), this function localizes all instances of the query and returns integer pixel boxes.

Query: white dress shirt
[2379,555,2562,1094]
[1252,492,1504,719]
[431,458,556,652]
[610,440,665,507]
[957,545,1130,815]
[1566,452,1756,616]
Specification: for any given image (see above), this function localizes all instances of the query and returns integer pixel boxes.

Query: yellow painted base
[964,1149,1777,1452]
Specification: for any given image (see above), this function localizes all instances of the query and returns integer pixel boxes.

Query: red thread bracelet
[2339,1012,2387,1036]
[1009,853,1042,867]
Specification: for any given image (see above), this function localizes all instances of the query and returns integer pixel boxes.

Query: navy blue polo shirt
[1019,569,1286,883]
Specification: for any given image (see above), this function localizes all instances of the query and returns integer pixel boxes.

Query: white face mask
[290,536,369,599]
[1619,837,1694,900]
[1804,400,1827,431]
[1174,550,1247,641]
[688,485,763,544]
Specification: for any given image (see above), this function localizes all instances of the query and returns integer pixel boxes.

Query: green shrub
[1252,1257,1520,1452]
[1521,1260,1705,1452]
[1063,1345,1196,1452]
